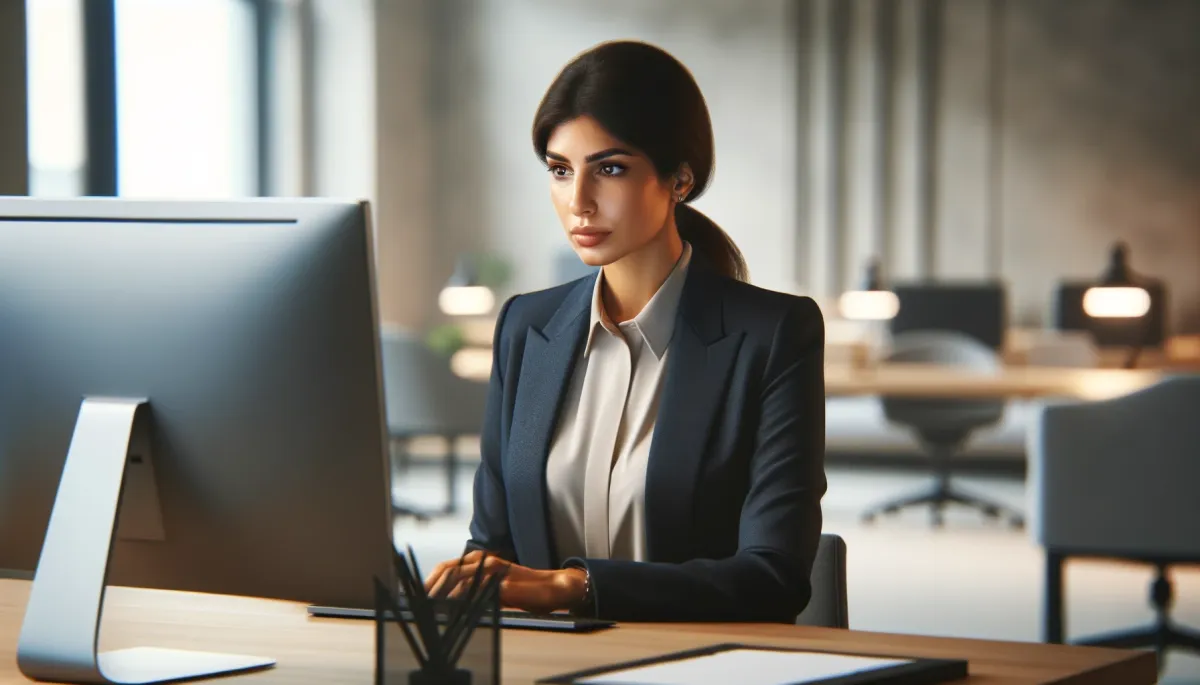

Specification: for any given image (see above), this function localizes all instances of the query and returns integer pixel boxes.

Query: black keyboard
[306,604,615,632]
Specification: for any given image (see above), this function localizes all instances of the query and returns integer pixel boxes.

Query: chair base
[861,482,1024,528]
[1078,622,1200,651]
[1045,554,1200,674]
[1077,622,1200,672]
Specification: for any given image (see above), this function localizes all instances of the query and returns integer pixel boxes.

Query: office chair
[379,329,489,518]
[796,533,849,629]
[862,331,1024,528]
[1029,376,1200,672]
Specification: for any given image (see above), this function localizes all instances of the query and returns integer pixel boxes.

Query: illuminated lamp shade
[838,259,899,321]
[839,290,900,321]
[1082,286,1150,318]
[1082,243,1150,319]
[439,257,495,316]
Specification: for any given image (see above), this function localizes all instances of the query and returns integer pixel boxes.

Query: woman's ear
[672,164,695,203]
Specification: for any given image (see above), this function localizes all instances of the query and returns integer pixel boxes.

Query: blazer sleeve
[564,297,826,622]
[465,295,519,562]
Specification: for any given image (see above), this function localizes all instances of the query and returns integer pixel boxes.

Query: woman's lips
[571,228,610,248]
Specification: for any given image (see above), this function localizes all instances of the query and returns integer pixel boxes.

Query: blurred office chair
[862,331,1024,528]
[796,533,849,629]
[379,329,488,517]
[1029,376,1200,671]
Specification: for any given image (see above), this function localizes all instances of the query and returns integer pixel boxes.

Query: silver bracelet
[569,564,593,616]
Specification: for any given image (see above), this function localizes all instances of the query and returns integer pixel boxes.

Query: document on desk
[573,648,932,685]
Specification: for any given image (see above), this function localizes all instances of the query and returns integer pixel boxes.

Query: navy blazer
[467,257,826,623]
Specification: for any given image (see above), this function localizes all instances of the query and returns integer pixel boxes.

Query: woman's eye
[598,163,626,177]
[548,165,573,179]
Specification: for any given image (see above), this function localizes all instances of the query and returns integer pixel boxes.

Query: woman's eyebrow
[584,148,633,163]
[544,148,634,164]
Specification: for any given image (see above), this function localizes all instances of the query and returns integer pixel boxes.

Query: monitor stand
[16,397,276,684]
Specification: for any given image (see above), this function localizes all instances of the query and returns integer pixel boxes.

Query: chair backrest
[378,329,488,437]
[881,332,1006,437]
[888,281,1007,351]
[796,533,849,629]
[1029,375,1200,558]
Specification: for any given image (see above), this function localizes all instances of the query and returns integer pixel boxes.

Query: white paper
[576,648,911,685]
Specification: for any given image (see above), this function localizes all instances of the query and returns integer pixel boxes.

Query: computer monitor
[0,197,396,684]
[888,281,1008,351]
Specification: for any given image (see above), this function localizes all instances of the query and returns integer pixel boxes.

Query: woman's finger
[422,563,448,594]
[424,551,485,594]
[443,556,518,587]
[443,556,525,600]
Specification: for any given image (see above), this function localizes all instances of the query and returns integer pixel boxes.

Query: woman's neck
[600,227,684,324]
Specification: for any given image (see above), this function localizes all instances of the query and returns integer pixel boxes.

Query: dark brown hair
[532,40,748,282]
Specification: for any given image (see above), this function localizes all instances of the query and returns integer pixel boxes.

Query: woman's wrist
[557,567,589,612]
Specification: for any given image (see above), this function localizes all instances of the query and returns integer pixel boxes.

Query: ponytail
[676,203,748,282]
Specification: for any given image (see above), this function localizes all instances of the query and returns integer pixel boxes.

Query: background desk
[824,363,1166,401]
[0,580,1155,684]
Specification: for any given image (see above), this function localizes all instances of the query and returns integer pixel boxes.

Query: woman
[424,40,826,623]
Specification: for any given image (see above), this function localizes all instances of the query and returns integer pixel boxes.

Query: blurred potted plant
[425,323,467,359]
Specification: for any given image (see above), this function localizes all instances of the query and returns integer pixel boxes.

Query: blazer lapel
[504,277,592,569]
[645,262,744,563]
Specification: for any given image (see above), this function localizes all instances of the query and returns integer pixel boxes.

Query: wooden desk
[0,580,1155,684]
[825,363,1167,401]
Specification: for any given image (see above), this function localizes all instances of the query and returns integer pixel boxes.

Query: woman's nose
[568,178,596,217]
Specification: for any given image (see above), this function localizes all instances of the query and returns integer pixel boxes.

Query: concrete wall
[994,0,1200,332]
[798,0,1200,332]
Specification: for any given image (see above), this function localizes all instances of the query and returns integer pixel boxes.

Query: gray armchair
[862,331,1024,528]
[796,533,849,629]
[1028,375,1200,670]
[379,329,488,516]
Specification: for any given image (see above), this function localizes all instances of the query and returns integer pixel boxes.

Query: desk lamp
[1083,242,1151,368]
[438,256,495,316]
[839,258,900,321]
[838,259,899,366]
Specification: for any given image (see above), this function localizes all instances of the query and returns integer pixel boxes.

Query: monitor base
[16,398,275,684]
[94,647,275,685]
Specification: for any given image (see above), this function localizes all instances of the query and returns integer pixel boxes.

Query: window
[26,0,87,197]
[115,0,257,198]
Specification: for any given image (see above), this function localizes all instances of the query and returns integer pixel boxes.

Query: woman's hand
[423,551,587,615]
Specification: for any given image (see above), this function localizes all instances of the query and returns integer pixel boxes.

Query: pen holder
[374,548,501,685]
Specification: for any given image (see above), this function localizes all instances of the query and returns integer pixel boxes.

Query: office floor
[392,458,1200,683]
